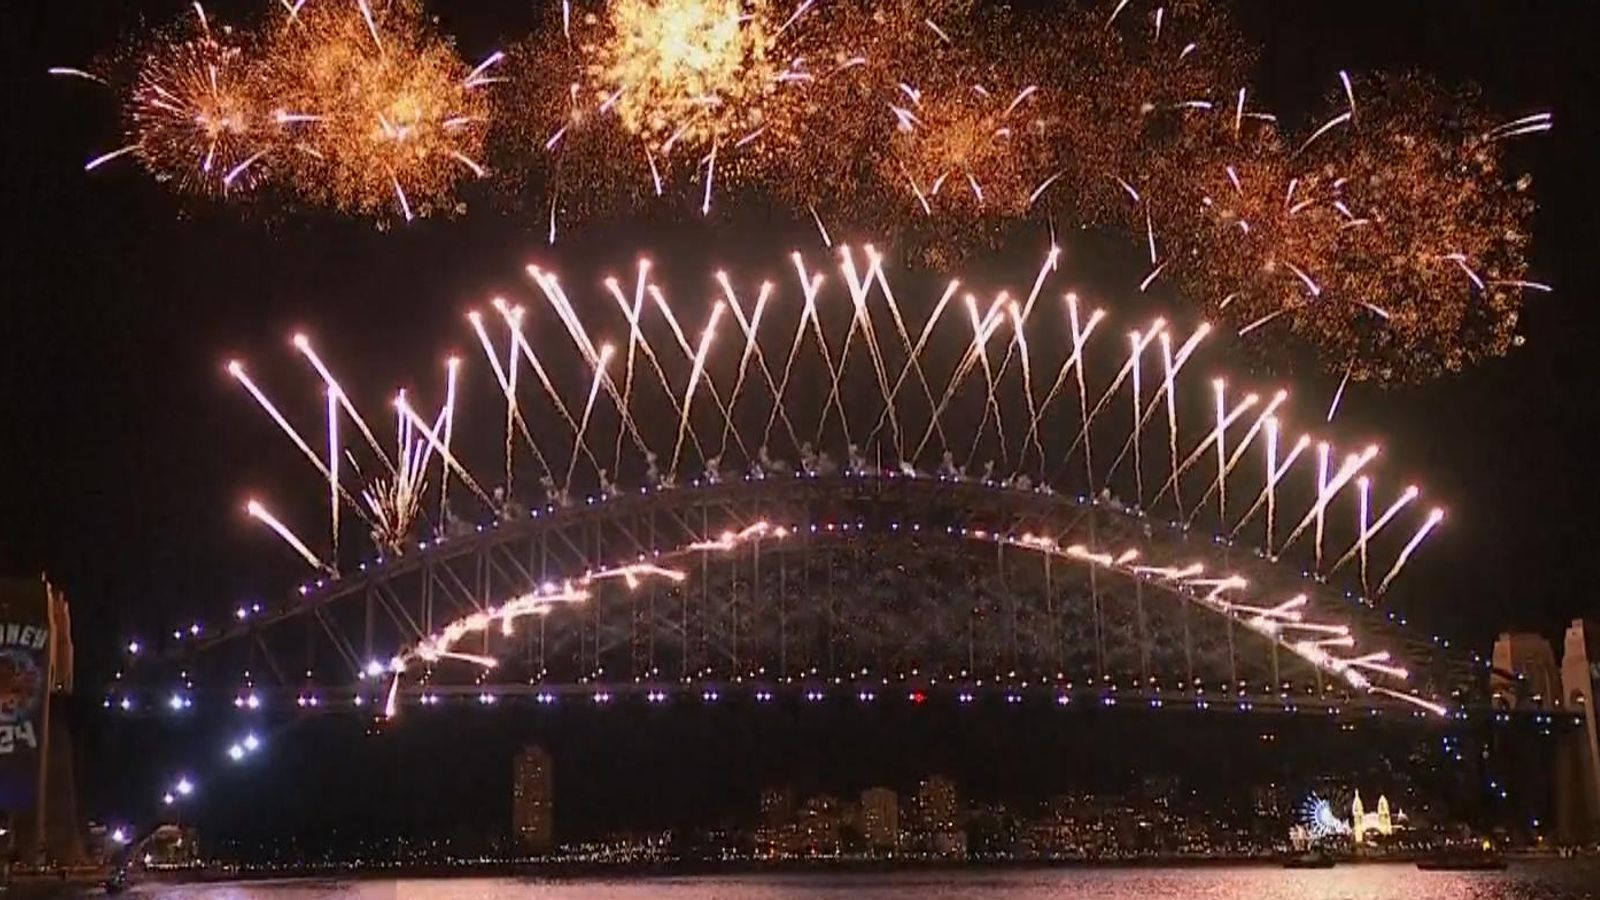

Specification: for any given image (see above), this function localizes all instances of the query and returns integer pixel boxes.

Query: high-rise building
[795,795,844,856]
[759,786,794,829]
[1491,632,1562,709]
[512,745,553,853]
[859,787,898,851]
[914,776,959,833]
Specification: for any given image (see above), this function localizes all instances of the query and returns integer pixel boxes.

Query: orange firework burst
[1163,74,1542,382]
[584,0,794,154]
[886,76,1055,218]
[1297,74,1540,381]
[120,4,272,197]
[501,0,881,231]
[1038,0,1254,224]
[261,0,492,222]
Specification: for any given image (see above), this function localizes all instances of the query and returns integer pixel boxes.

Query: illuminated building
[914,776,959,833]
[1349,791,1402,844]
[759,786,794,829]
[910,776,965,858]
[794,795,844,856]
[860,787,899,851]
[511,745,553,853]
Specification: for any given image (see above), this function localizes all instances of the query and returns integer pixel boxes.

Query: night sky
[2,0,1599,836]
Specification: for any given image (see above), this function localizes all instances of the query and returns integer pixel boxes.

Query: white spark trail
[1375,508,1444,596]
[246,499,332,573]
[671,303,726,472]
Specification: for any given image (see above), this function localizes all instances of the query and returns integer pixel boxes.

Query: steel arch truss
[121,475,1469,718]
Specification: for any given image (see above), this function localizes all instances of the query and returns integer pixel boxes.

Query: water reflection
[130,866,1600,900]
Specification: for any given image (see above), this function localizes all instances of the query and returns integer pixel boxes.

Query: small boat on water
[1416,844,1507,871]
[1282,849,1337,869]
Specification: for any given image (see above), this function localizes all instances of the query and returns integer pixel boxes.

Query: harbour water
[105,864,1600,899]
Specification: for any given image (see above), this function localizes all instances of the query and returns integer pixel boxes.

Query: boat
[102,869,131,895]
[1416,844,1507,871]
[1282,849,1337,869]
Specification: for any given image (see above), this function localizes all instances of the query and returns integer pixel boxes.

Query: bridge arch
[125,472,1459,719]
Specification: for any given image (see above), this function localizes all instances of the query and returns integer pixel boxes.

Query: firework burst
[116,4,272,196]
[499,0,877,232]
[260,0,493,222]
[1161,74,1542,382]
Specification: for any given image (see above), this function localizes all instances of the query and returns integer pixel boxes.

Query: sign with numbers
[0,581,54,812]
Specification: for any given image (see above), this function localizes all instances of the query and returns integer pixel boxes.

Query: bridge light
[228,744,245,762]
[111,828,128,845]
[175,777,194,797]
[127,641,141,655]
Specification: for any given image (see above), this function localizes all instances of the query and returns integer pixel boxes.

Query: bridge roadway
[107,678,1589,731]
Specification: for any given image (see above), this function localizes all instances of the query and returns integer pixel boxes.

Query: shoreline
[123,852,1594,885]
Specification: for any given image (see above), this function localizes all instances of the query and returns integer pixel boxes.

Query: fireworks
[261,0,493,221]
[70,0,492,222]
[1160,74,1543,382]
[585,0,790,152]
[887,78,1053,217]
[227,244,1445,616]
[59,1,1549,380]
[98,243,1473,822]
[500,0,881,235]
[113,5,270,196]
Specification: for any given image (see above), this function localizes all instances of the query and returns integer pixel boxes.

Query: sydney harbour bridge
[101,246,1583,830]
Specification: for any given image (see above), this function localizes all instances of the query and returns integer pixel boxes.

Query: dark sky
[2,0,1598,677]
